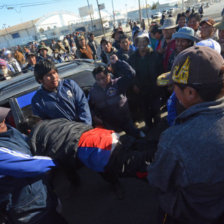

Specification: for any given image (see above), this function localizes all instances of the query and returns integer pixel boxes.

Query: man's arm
[31,94,48,119]
[147,144,179,192]
[72,81,92,125]
[0,147,56,178]
[111,55,136,93]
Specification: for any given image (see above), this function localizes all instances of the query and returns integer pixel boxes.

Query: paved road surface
[54,166,160,224]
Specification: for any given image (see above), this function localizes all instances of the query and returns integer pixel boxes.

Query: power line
[0,0,75,9]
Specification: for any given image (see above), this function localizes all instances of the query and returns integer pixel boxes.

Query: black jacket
[128,48,163,96]
[29,118,92,167]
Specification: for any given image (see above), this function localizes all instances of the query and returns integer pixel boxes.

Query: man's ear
[185,86,200,102]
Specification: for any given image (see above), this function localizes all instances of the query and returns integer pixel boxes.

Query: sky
[0,0,169,28]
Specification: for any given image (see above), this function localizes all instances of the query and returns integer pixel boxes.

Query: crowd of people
[1,7,224,224]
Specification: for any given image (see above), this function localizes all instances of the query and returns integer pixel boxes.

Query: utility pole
[112,0,116,28]
[145,0,150,28]
[87,0,94,30]
[138,0,142,23]
[3,24,10,48]
[96,0,105,36]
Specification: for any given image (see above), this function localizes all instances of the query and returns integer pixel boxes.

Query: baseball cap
[200,18,215,27]
[171,46,224,85]
[157,46,224,86]
[26,52,36,57]
[196,38,221,54]
[37,45,48,52]
[0,107,10,122]
[157,72,172,86]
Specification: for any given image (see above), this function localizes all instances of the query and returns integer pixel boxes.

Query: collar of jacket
[175,96,224,124]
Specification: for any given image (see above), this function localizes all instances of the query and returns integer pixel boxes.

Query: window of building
[11,33,20,39]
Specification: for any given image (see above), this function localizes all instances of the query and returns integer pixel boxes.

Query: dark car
[0,59,102,126]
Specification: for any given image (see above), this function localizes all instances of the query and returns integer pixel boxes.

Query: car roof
[0,59,99,105]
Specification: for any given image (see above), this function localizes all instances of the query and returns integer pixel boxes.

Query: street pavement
[54,165,160,224]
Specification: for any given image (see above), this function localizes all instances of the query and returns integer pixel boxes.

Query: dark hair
[175,81,223,102]
[34,59,57,83]
[100,37,111,46]
[189,13,201,22]
[177,13,186,24]
[92,65,108,79]
[119,34,130,41]
[17,115,41,135]
[150,24,162,35]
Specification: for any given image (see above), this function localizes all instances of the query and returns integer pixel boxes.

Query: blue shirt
[32,79,92,125]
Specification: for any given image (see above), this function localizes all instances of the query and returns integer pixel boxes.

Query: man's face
[0,120,7,133]
[27,55,36,65]
[79,38,86,47]
[102,42,112,53]
[154,32,162,40]
[200,23,214,39]
[114,32,121,41]
[162,28,176,40]
[175,38,191,53]
[40,49,48,57]
[95,72,110,89]
[90,34,94,41]
[188,18,199,31]
[6,53,11,60]
[120,38,130,51]
[178,16,186,28]
[137,38,148,52]
[40,69,59,91]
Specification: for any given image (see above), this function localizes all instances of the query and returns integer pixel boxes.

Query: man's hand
[110,54,118,64]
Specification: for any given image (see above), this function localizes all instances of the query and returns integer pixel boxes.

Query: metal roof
[0,19,39,36]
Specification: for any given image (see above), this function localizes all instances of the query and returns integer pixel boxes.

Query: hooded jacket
[148,97,224,224]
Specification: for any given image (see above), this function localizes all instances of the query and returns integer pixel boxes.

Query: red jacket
[163,39,176,72]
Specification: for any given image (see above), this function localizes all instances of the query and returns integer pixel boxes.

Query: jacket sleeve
[31,95,48,119]
[112,60,136,93]
[0,147,56,178]
[71,81,92,125]
[147,142,179,192]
